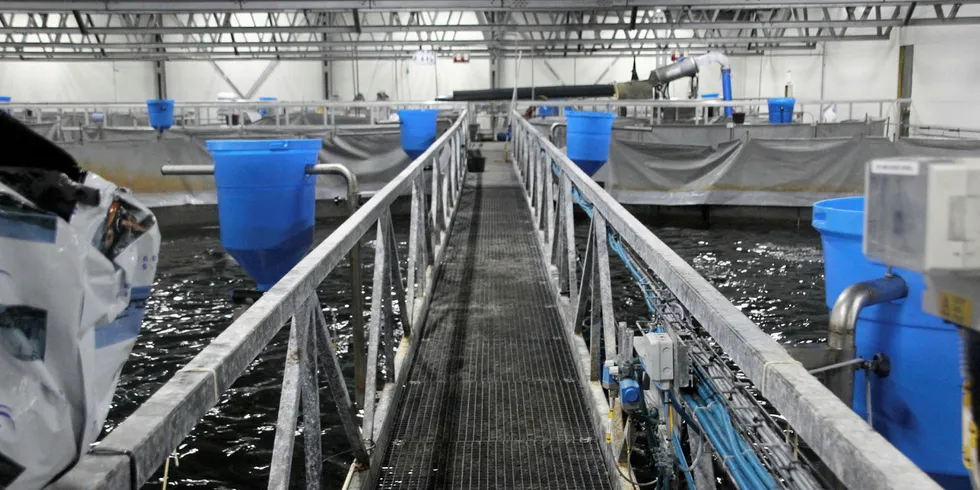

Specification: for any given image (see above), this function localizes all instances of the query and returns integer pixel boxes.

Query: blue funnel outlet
[566,110,615,176]
[147,99,175,132]
[207,139,321,291]
[397,109,439,160]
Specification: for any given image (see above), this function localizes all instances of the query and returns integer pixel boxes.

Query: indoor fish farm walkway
[376,160,612,489]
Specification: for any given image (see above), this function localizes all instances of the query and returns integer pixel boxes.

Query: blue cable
[667,399,698,490]
[557,170,776,490]
[608,235,659,318]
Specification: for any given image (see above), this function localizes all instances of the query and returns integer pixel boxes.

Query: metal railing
[50,109,469,490]
[18,97,974,144]
[471,98,908,141]
[5,99,466,132]
[511,97,908,124]
[509,109,940,490]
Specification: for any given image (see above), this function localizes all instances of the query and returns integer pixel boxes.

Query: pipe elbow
[307,163,360,211]
[828,276,908,349]
[695,52,730,71]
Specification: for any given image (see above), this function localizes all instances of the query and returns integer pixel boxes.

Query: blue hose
[668,399,698,490]
[721,69,733,118]
[552,163,777,490]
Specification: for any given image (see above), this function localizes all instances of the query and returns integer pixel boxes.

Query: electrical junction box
[633,331,674,386]
[865,158,980,274]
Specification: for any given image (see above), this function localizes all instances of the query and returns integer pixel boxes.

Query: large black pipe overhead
[449,84,616,101]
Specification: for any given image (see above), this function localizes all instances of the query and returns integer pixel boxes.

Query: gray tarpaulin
[526,119,979,206]
[595,133,980,206]
[45,114,980,210]
[55,125,413,208]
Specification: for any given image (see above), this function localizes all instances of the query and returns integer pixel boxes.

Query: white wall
[901,24,980,130]
[166,60,322,101]
[0,19,976,131]
[0,61,154,102]
[330,57,491,101]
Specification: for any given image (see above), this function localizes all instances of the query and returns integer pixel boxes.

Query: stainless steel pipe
[827,275,908,407]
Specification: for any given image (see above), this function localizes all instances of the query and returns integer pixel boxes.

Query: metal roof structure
[0,1,977,60]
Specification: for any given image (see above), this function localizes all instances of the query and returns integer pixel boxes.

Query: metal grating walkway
[376,160,612,489]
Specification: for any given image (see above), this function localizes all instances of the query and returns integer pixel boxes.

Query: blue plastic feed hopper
[207,139,321,291]
[812,196,968,488]
[566,110,616,176]
[767,97,795,124]
[397,109,439,160]
[147,99,175,132]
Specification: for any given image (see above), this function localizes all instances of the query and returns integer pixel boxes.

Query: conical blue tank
[566,110,615,176]
[147,99,175,132]
[207,139,321,291]
[813,196,968,489]
[397,109,439,159]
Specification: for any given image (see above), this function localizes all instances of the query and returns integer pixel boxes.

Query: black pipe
[449,84,616,101]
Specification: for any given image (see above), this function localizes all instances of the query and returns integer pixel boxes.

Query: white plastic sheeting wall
[902,24,980,130]
[331,57,491,101]
[165,60,322,101]
[0,61,154,102]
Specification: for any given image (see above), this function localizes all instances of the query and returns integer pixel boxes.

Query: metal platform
[48,106,942,490]
[376,162,612,489]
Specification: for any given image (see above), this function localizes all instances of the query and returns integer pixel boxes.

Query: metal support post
[314,302,369,465]
[383,211,411,341]
[562,175,578,303]
[307,163,366,408]
[300,302,323,490]
[362,213,390,443]
[268,304,310,490]
[593,214,617,363]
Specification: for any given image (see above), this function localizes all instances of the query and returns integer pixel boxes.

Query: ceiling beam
[3,0,979,11]
[0,33,884,50]
[8,16,978,36]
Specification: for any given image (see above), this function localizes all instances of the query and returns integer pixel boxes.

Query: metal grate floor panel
[376,161,611,489]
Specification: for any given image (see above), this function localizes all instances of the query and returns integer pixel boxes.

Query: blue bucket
[258,96,277,116]
[207,139,321,291]
[813,196,967,488]
[566,110,615,176]
[539,105,558,118]
[147,99,175,132]
[397,109,439,160]
[0,96,11,115]
[768,97,795,124]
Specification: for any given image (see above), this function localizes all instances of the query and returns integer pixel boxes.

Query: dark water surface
[105,218,826,489]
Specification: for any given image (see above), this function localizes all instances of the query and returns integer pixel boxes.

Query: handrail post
[268,299,311,490]
[306,163,366,406]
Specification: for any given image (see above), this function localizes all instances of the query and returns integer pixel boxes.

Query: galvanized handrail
[9,99,467,130]
[509,109,940,490]
[50,108,469,490]
[9,97,915,136]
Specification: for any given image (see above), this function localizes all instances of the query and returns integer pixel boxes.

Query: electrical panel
[634,331,675,385]
[865,158,980,274]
